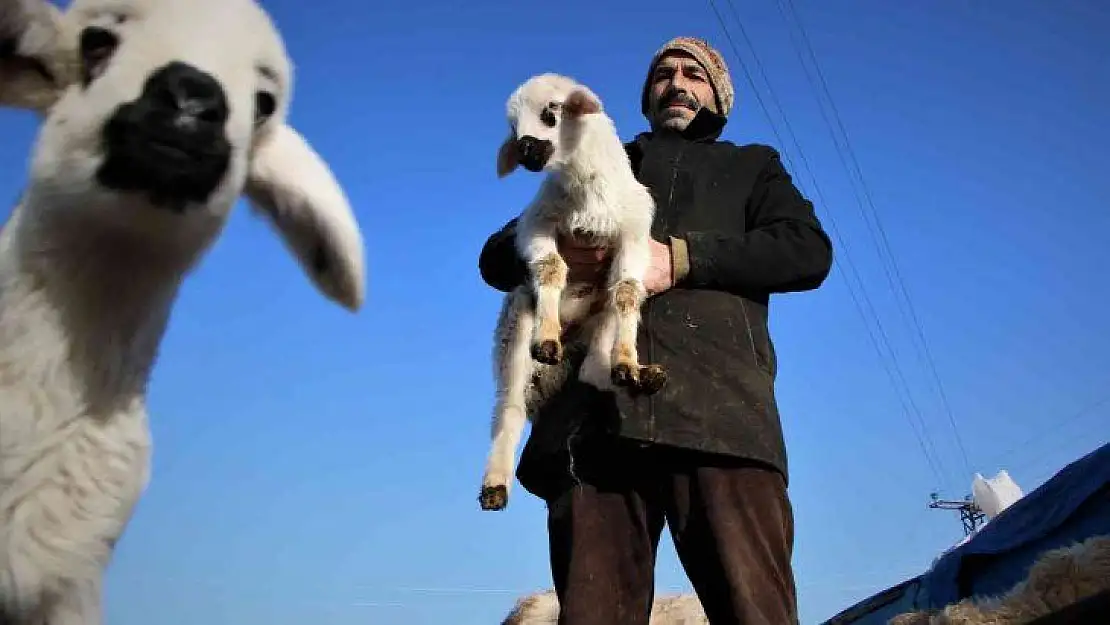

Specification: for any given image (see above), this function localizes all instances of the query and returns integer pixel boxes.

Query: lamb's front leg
[521,231,568,365]
[608,235,666,394]
[480,290,534,511]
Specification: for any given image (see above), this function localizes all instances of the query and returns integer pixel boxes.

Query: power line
[776,0,973,479]
[709,0,950,490]
[719,0,956,489]
[705,0,950,490]
[994,392,1110,469]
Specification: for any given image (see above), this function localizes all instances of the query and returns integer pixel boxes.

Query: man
[479,37,833,625]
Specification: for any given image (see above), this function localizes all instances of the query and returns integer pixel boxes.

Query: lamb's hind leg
[480,292,536,511]
[578,308,617,391]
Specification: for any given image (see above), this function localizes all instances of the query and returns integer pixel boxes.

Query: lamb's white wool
[0,0,365,622]
[479,73,663,511]
[501,588,708,624]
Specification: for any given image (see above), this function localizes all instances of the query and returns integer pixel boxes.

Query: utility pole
[928,492,986,536]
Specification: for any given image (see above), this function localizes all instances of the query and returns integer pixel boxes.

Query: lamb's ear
[0,0,77,113]
[244,123,366,312]
[496,134,518,178]
[562,88,602,118]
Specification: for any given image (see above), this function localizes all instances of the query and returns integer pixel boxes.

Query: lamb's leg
[523,234,568,366]
[480,291,535,511]
[607,236,666,393]
[577,307,617,391]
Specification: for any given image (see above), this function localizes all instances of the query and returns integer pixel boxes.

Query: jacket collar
[627,107,727,166]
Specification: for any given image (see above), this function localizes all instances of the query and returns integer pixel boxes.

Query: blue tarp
[822,441,1110,624]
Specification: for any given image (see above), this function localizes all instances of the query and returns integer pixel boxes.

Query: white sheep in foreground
[478,73,664,511]
[501,588,708,625]
[0,0,365,622]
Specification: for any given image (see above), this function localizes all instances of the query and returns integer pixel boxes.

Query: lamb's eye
[79,26,119,86]
[540,104,558,128]
[254,91,276,126]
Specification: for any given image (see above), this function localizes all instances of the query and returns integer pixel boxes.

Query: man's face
[647,51,717,132]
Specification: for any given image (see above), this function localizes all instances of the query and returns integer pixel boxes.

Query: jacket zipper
[646,145,685,442]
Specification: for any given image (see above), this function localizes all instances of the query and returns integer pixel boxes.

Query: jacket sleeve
[677,147,833,295]
[478,216,529,293]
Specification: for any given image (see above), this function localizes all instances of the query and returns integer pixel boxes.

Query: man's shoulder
[623,132,650,153]
[709,140,779,160]
[623,133,782,171]
[697,141,781,179]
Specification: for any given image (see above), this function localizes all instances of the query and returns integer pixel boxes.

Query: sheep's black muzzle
[516,135,554,172]
[97,61,232,210]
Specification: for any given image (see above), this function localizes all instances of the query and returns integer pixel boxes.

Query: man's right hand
[559,235,611,285]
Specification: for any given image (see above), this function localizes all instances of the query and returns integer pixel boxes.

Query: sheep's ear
[496,135,518,178]
[243,123,366,312]
[562,88,601,118]
[0,0,77,113]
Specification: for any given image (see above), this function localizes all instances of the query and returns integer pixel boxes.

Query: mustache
[658,90,700,112]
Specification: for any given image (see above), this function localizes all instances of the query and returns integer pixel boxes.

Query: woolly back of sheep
[500,589,708,624]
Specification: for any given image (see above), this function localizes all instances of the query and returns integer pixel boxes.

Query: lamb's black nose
[517,136,539,158]
[142,61,229,129]
[516,135,553,172]
[97,61,232,207]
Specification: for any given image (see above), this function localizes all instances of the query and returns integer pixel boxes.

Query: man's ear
[496,134,518,178]
[0,0,79,113]
[244,123,366,312]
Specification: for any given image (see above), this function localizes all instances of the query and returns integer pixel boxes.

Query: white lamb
[478,74,665,511]
[0,0,364,622]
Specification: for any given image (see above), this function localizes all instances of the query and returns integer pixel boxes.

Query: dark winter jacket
[478,108,833,502]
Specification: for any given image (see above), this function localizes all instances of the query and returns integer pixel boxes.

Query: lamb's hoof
[638,365,667,394]
[531,340,563,365]
[479,485,508,511]
[611,363,638,388]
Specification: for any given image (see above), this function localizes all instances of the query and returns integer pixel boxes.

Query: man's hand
[556,236,674,339]
[557,235,674,294]
[558,234,611,285]
[643,238,674,295]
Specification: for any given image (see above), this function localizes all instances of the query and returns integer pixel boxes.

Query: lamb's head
[496,73,604,178]
[1,0,365,311]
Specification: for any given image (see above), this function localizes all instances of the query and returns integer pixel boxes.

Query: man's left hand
[643,238,674,296]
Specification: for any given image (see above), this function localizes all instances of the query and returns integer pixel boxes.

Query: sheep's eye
[540,104,558,128]
[79,26,119,86]
[254,91,276,126]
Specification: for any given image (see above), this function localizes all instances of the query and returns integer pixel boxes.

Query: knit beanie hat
[640,36,734,120]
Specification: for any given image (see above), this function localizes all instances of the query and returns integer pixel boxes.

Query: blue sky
[1,0,1107,623]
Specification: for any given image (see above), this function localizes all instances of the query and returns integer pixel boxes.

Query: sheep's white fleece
[0,0,364,622]
[501,588,708,624]
[891,534,1110,625]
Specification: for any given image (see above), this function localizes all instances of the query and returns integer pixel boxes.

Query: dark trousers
[545,442,798,625]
